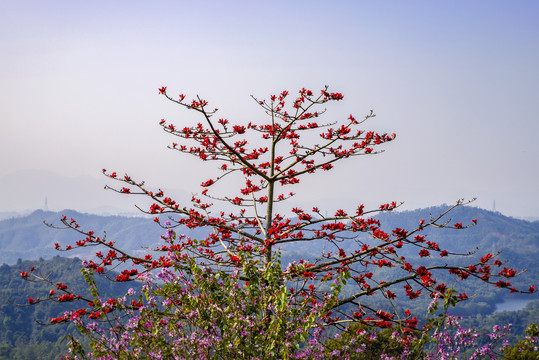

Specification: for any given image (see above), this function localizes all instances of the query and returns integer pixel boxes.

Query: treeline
[0,256,131,360]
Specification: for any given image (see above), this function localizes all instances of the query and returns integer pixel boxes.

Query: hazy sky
[1,1,538,218]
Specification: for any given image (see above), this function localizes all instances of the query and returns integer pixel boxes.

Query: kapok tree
[20,86,535,359]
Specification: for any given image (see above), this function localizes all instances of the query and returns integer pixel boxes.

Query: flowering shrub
[19,86,535,358]
[502,323,539,360]
[325,290,534,360]
[60,227,352,359]
[419,291,514,360]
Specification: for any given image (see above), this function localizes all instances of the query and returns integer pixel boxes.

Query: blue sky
[1,1,538,217]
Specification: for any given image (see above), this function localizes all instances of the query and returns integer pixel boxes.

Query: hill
[0,209,208,265]
[0,256,133,360]
[280,205,538,317]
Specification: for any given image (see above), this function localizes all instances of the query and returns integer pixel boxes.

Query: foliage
[502,324,539,360]
[324,323,422,359]
[418,291,513,359]
[19,86,535,358]
[323,290,532,360]
[65,227,350,359]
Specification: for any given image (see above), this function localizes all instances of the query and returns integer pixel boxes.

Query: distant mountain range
[1,205,537,285]
[0,209,210,265]
[0,205,537,309]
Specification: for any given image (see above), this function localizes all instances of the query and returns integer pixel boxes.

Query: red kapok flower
[419,249,430,257]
